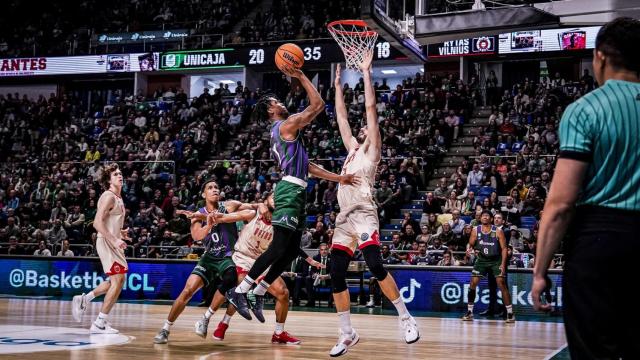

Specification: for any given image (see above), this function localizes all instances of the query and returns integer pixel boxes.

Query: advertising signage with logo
[0,53,159,77]
[427,36,496,58]
[95,30,189,45]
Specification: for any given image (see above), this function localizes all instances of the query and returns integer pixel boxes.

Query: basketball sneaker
[153,329,170,344]
[212,322,229,341]
[248,291,265,323]
[329,329,360,357]
[461,311,474,321]
[72,293,87,323]
[400,315,420,344]
[195,317,209,338]
[505,312,516,323]
[90,322,119,334]
[272,331,301,345]
[365,299,375,308]
[225,288,252,320]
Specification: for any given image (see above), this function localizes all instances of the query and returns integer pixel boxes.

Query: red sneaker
[212,322,229,341]
[271,331,301,345]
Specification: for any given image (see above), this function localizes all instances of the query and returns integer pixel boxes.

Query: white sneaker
[72,294,87,323]
[329,329,360,357]
[400,315,420,344]
[195,317,209,338]
[90,322,119,334]
[365,299,375,308]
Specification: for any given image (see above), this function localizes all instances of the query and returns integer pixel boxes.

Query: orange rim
[327,20,377,37]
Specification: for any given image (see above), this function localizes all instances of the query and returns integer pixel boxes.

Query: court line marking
[544,343,567,360]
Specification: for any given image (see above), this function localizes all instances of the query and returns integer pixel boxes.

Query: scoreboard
[160,40,405,70]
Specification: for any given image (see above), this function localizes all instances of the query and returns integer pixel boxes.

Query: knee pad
[218,267,238,294]
[330,249,351,293]
[362,246,388,281]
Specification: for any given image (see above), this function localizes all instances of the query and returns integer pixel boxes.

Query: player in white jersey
[328,53,419,357]
[71,163,131,334]
[192,194,322,344]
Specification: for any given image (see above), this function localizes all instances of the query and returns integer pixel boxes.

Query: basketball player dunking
[72,163,131,333]
[328,53,419,357]
[193,194,323,344]
[227,64,359,321]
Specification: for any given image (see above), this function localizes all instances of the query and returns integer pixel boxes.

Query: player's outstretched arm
[210,209,256,224]
[334,64,356,152]
[359,50,381,162]
[308,162,361,186]
[280,66,325,137]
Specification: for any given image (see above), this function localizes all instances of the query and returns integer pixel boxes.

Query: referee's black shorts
[563,205,640,359]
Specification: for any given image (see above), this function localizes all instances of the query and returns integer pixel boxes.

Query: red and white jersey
[234,212,273,260]
[337,143,377,210]
[97,190,125,241]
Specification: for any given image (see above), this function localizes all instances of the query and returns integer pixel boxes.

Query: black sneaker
[505,312,516,323]
[225,287,252,321]
[461,311,474,321]
[250,293,265,323]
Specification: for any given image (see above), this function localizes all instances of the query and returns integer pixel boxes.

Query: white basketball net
[328,21,378,73]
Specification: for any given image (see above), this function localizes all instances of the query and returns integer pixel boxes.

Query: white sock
[392,297,410,318]
[337,311,353,335]
[275,322,284,335]
[222,313,232,325]
[468,304,474,312]
[204,307,214,320]
[162,320,174,331]
[253,280,270,296]
[369,294,374,301]
[506,305,513,314]
[236,276,255,293]
[85,291,96,302]
[95,312,108,326]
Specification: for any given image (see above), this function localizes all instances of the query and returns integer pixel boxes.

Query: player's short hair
[596,17,640,74]
[253,94,279,124]
[200,178,217,193]
[480,209,493,218]
[100,163,119,190]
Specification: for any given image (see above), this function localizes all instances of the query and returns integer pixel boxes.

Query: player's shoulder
[98,190,117,202]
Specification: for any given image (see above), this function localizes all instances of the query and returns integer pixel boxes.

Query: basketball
[275,43,304,71]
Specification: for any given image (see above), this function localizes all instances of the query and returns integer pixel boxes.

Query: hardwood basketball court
[0,298,566,359]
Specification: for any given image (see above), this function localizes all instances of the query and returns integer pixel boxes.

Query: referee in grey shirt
[532,18,640,359]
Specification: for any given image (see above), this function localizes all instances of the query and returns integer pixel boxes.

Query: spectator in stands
[57,239,74,257]
[444,191,462,213]
[422,192,442,215]
[436,222,455,246]
[2,236,25,255]
[437,250,457,266]
[433,178,449,200]
[401,212,419,234]
[427,236,448,264]
[411,243,429,266]
[501,197,521,227]
[461,191,478,216]
[421,213,441,235]
[375,179,394,223]
[33,240,51,256]
[449,210,466,237]
[416,225,431,243]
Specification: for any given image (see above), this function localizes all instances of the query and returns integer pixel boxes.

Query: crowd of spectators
[0,80,269,258]
[1,0,257,57]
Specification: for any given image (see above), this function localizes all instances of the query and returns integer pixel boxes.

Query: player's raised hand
[281,64,304,79]
[358,49,374,73]
[334,63,342,88]
[206,212,219,227]
[338,173,362,186]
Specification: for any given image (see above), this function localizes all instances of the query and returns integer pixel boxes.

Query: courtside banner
[0,256,202,302]
[0,52,159,77]
[386,266,563,316]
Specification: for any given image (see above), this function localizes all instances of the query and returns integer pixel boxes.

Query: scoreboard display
[160,40,404,70]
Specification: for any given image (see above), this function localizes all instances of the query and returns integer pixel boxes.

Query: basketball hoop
[327,20,378,73]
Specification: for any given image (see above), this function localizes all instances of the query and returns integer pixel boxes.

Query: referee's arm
[532,102,592,310]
